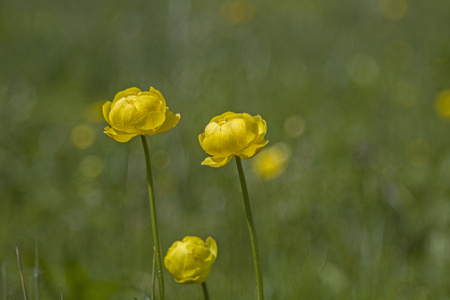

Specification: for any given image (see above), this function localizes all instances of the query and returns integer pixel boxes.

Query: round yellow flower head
[102,87,180,142]
[164,236,217,284]
[198,112,268,167]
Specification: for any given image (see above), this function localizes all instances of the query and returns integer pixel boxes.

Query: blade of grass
[15,247,28,300]
[60,285,63,300]
[34,238,39,300]
[2,263,7,300]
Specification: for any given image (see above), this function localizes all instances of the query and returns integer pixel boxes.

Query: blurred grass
[1,0,450,299]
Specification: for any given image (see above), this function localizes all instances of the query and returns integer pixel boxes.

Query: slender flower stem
[141,135,164,300]
[201,282,210,300]
[235,156,264,300]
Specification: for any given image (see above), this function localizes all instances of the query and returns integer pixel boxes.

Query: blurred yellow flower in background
[252,143,291,180]
[71,123,95,149]
[164,236,217,284]
[379,0,408,20]
[220,1,256,25]
[199,112,268,167]
[102,87,180,142]
[435,89,450,120]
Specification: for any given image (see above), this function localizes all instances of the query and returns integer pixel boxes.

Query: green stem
[201,282,210,300]
[141,135,164,300]
[235,156,264,300]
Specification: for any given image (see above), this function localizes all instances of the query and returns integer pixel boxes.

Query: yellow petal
[210,111,236,124]
[198,132,205,145]
[253,115,267,143]
[112,87,142,104]
[205,237,218,259]
[134,94,165,117]
[201,156,233,167]
[221,118,249,147]
[104,126,139,143]
[108,100,139,131]
[147,109,180,135]
[238,140,269,159]
[149,87,167,106]
[201,130,240,157]
[102,101,112,125]
[136,111,167,131]
[204,122,221,137]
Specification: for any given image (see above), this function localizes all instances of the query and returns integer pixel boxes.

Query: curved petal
[253,115,267,143]
[104,126,139,143]
[134,94,165,118]
[102,101,112,125]
[149,87,167,107]
[112,87,142,104]
[198,132,205,145]
[176,275,202,284]
[222,118,249,147]
[210,111,236,124]
[108,101,139,131]
[205,237,218,259]
[136,111,166,131]
[201,130,240,157]
[201,155,233,168]
[145,109,180,136]
[238,140,269,159]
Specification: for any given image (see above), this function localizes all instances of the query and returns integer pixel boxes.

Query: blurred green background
[1,0,450,299]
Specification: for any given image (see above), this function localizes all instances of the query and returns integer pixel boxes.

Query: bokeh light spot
[435,89,450,119]
[380,0,408,20]
[221,1,256,25]
[347,54,380,86]
[252,143,291,180]
[71,124,95,149]
[79,154,104,179]
[284,115,305,138]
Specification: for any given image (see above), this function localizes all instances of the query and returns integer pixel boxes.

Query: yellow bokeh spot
[252,143,291,180]
[435,89,450,119]
[79,154,104,179]
[380,0,408,20]
[221,1,256,25]
[71,124,95,149]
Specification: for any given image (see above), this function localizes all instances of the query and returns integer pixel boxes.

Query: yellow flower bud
[198,112,268,167]
[102,87,180,142]
[164,236,217,284]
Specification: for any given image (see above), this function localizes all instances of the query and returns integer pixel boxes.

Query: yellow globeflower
[102,87,180,142]
[199,112,268,167]
[164,236,217,284]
